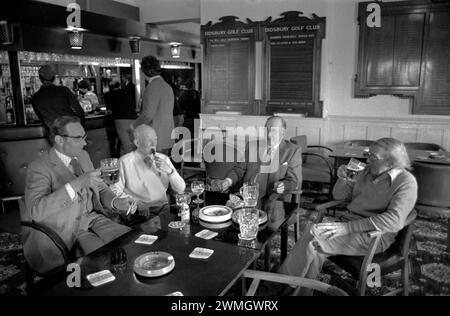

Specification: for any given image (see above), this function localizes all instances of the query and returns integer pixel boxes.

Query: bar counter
[0,113,115,196]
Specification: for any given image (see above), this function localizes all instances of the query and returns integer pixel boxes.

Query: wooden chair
[175,138,207,180]
[316,200,415,296]
[290,136,334,201]
[243,269,348,296]
[19,198,74,295]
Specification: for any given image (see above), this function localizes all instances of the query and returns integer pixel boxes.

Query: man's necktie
[70,158,84,177]
[144,156,153,168]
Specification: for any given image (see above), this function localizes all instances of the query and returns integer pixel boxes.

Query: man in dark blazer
[31,65,85,129]
[23,116,133,274]
[217,116,302,228]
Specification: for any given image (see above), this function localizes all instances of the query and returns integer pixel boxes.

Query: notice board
[263,11,325,117]
[201,16,258,114]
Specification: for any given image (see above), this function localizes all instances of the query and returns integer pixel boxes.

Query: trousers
[76,214,131,255]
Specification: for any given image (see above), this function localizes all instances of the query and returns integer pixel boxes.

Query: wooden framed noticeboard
[201,12,325,118]
[201,16,258,114]
[262,11,325,117]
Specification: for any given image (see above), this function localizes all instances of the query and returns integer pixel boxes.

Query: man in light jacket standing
[132,56,174,154]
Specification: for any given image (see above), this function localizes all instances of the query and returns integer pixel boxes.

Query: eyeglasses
[364,151,384,161]
[59,133,87,141]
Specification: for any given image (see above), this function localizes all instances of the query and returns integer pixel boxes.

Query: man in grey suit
[23,116,134,274]
[132,56,174,154]
[217,116,302,228]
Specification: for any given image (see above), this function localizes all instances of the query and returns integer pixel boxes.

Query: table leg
[264,244,271,271]
[241,275,246,295]
[281,223,288,263]
[448,218,450,252]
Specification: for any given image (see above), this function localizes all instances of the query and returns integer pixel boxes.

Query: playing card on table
[86,270,115,287]
[134,234,158,245]
[195,229,218,240]
[189,247,214,259]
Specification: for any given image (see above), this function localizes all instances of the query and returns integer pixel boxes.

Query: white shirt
[148,75,161,85]
[111,150,185,207]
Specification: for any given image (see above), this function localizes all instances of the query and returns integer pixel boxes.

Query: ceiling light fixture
[170,42,181,59]
[65,26,87,50]
[129,36,141,54]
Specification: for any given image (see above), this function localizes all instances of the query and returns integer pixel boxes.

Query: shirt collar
[148,75,161,84]
[372,167,402,185]
[55,149,73,169]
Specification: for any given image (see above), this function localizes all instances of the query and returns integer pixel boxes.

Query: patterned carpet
[265,213,450,296]
[1,214,449,296]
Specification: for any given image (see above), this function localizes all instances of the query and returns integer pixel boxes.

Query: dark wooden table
[175,191,297,268]
[39,226,259,296]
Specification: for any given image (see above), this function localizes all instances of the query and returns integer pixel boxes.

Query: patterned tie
[70,158,84,177]
[144,156,153,168]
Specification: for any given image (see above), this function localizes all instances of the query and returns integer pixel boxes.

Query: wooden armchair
[243,269,348,296]
[315,200,415,296]
[19,198,74,295]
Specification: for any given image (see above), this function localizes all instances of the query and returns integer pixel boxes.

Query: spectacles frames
[364,151,383,161]
[59,133,87,141]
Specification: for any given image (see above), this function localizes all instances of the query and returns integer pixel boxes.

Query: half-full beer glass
[100,158,119,185]
[240,183,259,208]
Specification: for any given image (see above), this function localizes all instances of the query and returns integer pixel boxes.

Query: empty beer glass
[238,208,259,240]
[100,158,119,185]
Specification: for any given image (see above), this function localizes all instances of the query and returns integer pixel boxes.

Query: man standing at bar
[131,56,174,154]
[32,65,85,129]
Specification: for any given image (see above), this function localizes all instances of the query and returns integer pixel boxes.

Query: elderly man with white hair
[112,124,185,225]
[274,137,417,295]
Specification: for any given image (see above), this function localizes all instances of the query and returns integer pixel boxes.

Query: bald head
[265,116,286,130]
[265,116,286,147]
[134,124,158,155]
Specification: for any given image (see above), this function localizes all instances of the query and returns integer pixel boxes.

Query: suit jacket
[226,139,302,204]
[32,83,85,128]
[134,76,174,151]
[22,148,116,274]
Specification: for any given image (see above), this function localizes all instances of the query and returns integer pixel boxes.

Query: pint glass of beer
[100,158,119,185]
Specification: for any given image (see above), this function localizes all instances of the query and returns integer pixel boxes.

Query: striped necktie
[70,158,84,177]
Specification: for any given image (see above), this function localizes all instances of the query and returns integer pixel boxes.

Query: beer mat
[86,270,115,287]
[168,221,185,229]
[134,234,158,245]
[189,247,214,259]
[166,291,184,296]
[195,229,218,240]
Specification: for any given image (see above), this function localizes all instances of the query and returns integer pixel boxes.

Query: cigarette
[126,200,137,215]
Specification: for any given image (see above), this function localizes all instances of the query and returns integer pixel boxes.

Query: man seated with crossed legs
[277,138,417,295]
[23,116,133,274]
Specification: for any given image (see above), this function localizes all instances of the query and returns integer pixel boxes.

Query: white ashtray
[199,205,233,223]
[134,251,175,278]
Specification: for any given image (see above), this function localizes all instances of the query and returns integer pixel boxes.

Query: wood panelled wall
[200,114,450,150]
